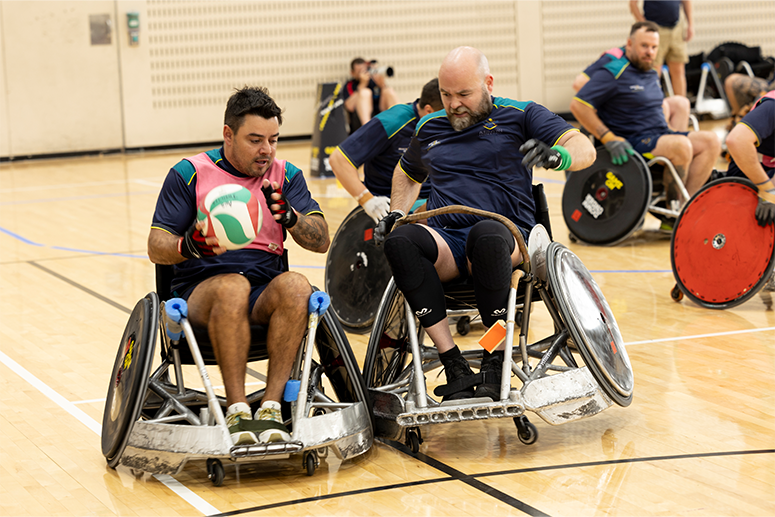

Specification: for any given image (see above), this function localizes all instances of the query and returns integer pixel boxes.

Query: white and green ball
[198,184,261,250]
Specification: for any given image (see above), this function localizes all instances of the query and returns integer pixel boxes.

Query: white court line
[625,326,775,346]
[0,349,220,516]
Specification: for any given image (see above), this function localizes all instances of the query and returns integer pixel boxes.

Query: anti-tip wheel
[207,458,224,486]
[514,416,538,445]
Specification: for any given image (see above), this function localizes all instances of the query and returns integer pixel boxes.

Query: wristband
[755,179,772,186]
[598,130,611,141]
[177,237,184,256]
[357,190,374,205]
[550,145,572,171]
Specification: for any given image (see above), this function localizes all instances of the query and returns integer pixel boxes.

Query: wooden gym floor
[1,122,773,516]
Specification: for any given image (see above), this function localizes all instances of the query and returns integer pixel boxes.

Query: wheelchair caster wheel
[304,451,318,476]
[456,316,470,336]
[406,428,422,454]
[514,416,537,445]
[670,284,683,302]
[207,458,224,486]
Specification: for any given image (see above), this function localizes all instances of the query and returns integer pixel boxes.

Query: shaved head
[440,46,490,80]
[438,46,494,131]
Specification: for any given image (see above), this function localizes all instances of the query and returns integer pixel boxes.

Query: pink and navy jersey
[151,148,323,291]
[728,94,775,178]
[581,47,625,81]
[399,96,578,232]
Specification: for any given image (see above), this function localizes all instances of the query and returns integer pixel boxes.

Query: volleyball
[198,184,261,250]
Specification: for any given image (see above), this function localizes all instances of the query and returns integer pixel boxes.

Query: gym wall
[0,0,773,159]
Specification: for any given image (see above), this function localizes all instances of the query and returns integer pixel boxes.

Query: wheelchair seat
[101,257,373,485]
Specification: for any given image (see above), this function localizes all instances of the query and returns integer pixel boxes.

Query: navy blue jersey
[643,0,681,28]
[575,56,668,140]
[151,148,323,291]
[727,96,775,178]
[337,100,431,198]
[399,97,578,232]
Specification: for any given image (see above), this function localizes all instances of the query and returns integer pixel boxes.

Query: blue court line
[0,190,158,206]
[1,226,671,272]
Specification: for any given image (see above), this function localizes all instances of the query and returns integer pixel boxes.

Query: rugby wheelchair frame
[101,258,373,485]
[563,144,692,245]
[670,177,775,309]
[362,186,634,452]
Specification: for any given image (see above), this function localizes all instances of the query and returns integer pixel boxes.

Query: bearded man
[571,21,719,200]
[372,46,595,401]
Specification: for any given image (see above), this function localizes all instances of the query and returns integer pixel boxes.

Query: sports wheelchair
[670,177,775,309]
[362,186,634,452]
[563,145,692,245]
[101,261,373,485]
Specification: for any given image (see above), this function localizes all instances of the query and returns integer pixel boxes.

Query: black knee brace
[383,225,446,328]
[465,220,515,328]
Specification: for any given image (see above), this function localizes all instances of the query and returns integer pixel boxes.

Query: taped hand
[519,139,561,170]
[262,181,298,228]
[362,195,391,224]
[373,210,405,246]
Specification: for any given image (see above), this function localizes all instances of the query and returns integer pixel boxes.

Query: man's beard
[630,54,653,72]
[447,87,493,131]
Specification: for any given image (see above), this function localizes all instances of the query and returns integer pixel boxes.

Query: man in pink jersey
[148,86,330,445]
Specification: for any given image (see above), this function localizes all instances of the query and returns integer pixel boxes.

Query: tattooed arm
[288,213,330,253]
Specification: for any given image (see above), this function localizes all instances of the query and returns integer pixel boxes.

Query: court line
[0,348,221,516]
[208,441,775,517]
[625,326,775,346]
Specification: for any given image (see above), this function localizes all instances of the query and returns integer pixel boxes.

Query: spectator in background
[630,0,694,97]
[343,57,400,133]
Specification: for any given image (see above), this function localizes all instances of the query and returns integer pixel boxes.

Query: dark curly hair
[224,86,283,132]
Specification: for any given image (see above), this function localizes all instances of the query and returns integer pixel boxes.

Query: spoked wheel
[514,415,538,445]
[362,279,415,389]
[101,293,158,468]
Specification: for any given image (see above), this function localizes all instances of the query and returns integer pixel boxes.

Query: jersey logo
[483,120,497,130]
[426,140,440,150]
[629,84,645,92]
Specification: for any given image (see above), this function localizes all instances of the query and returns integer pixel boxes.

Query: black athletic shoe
[474,353,503,401]
[441,355,476,401]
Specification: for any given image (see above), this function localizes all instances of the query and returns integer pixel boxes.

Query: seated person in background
[147,86,330,445]
[724,73,775,122]
[329,78,443,223]
[343,57,400,133]
[573,45,691,131]
[725,91,775,226]
[374,46,595,402]
[571,21,720,207]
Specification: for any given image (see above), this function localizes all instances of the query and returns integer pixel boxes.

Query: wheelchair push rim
[101,293,158,467]
[325,206,393,334]
[562,148,651,246]
[546,242,634,406]
[671,178,775,309]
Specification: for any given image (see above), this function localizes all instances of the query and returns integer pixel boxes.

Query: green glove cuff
[551,145,572,171]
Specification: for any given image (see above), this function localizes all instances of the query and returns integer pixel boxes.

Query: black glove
[374,210,405,246]
[179,222,215,259]
[520,139,561,170]
[262,184,297,228]
[756,191,775,227]
[604,139,636,165]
